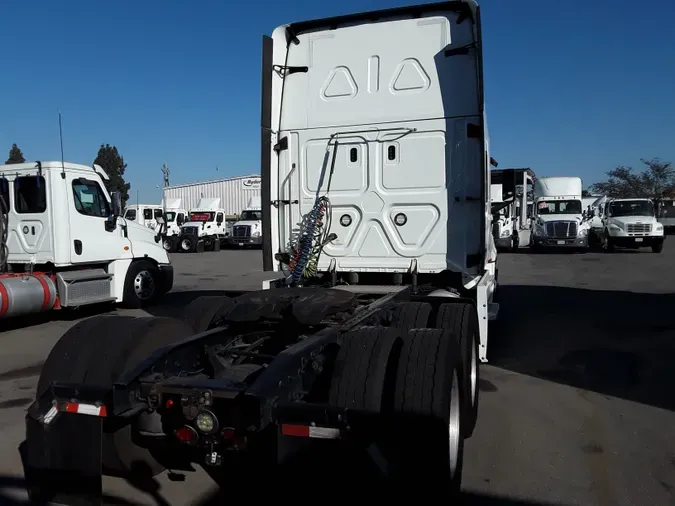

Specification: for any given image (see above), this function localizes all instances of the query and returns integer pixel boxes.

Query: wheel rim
[181,239,191,250]
[133,270,155,300]
[470,334,478,405]
[448,368,461,477]
[163,239,171,250]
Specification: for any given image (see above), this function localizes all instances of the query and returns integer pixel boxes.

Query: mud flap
[23,412,103,506]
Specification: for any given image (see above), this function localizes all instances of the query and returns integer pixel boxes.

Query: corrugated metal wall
[163,174,261,215]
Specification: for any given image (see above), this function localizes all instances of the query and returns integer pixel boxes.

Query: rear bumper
[533,236,588,248]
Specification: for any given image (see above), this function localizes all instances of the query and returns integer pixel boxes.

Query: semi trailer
[0,161,173,320]
[23,1,498,503]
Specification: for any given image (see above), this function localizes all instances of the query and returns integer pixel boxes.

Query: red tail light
[175,426,198,444]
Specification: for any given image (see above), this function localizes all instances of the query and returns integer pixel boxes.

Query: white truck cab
[600,198,664,253]
[530,176,590,251]
[0,161,173,319]
[228,196,262,247]
[490,183,516,251]
[158,198,188,252]
[177,198,227,253]
[123,204,164,230]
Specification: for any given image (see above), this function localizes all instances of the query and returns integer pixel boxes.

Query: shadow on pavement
[0,472,565,506]
[490,284,675,412]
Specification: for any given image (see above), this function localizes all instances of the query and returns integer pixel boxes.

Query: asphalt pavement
[0,245,674,505]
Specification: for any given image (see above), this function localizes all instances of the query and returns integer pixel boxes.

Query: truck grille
[182,226,199,236]
[545,221,577,239]
[626,223,651,234]
[233,225,251,238]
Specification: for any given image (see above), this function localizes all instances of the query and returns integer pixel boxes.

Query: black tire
[652,240,664,253]
[36,315,194,477]
[328,327,403,411]
[434,302,479,438]
[182,295,236,333]
[389,302,431,332]
[213,238,221,252]
[196,240,205,253]
[122,260,162,309]
[162,235,178,253]
[179,235,197,253]
[392,328,464,498]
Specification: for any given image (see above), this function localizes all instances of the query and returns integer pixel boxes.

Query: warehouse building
[163,174,261,215]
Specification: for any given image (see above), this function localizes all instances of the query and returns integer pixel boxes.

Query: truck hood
[234,220,261,228]
[124,220,170,263]
[609,216,658,227]
[537,214,581,223]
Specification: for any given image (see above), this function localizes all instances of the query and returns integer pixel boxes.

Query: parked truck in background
[23,1,498,503]
[159,198,188,252]
[177,197,229,253]
[597,198,664,253]
[228,196,263,247]
[490,168,535,251]
[0,161,173,320]
[123,203,164,230]
[529,176,590,251]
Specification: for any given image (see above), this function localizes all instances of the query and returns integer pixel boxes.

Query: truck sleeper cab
[0,161,173,319]
[23,1,495,504]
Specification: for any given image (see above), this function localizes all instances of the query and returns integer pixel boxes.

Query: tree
[581,189,592,198]
[5,143,25,164]
[589,158,675,200]
[93,144,131,207]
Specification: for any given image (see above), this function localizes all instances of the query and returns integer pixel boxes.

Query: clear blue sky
[1,0,674,203]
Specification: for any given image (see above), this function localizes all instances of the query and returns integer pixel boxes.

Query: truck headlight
[500,229,511,238]
[251,229,261,237]
[655,224,664,232]
[609,224,621,231]
[533,226,545,236]
[578,228,588,237]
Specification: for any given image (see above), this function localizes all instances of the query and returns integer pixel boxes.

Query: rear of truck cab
[263,0,490,280]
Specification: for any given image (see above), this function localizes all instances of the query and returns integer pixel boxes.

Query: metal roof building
[163,174,261,215]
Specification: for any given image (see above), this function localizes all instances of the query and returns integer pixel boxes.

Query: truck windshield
[165,211,176,222]
[240,210,262,221]
[537,200,582,215]
[189,212,215,222]
[609,200,654,217]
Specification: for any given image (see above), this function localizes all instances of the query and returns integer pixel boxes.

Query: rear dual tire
[329,326,464,497]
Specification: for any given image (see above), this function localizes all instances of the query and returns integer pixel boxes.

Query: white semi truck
[123,203,164,230]
[596,198,665,252]
[24,1,498,502]
[177,197,229,253]
[490,168,535,251]
[0,161,173,319]
[227,196,263,247]
[158,198,188,252]
[529,176,590,251]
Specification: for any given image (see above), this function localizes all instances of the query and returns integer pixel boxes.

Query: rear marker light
[175,426,198,443]
[281,424,341,439]
[63,402,107,417]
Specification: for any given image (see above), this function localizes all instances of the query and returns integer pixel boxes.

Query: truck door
[8,174,54,263]
[67,175,131,264]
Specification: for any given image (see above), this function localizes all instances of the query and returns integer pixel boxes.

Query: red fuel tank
[0,273,58,319]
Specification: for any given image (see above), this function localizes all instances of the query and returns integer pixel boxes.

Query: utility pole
[161,162,170,187]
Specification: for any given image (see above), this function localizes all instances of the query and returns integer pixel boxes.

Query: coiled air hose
[0,177,9,273]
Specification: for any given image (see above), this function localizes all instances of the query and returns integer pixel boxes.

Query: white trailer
[529,176,590,251]
[0,161,173,319]
[163,174,261,216]
[24,1,496,502]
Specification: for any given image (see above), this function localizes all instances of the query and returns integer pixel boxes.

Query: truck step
[56,269,115,307]
[488,302,499,321]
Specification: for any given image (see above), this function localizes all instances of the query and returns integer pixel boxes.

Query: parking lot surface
[1,246,674,505]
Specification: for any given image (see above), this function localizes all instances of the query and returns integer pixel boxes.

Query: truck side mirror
[110,192,122,217]
[177,216,184,226]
